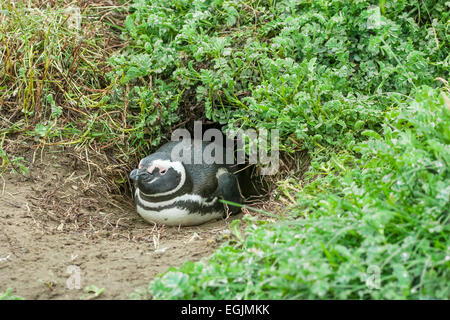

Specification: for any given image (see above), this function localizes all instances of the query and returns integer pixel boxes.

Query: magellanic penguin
[129,140,242,226]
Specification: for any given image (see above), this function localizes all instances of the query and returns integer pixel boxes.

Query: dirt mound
[0,149,241,299]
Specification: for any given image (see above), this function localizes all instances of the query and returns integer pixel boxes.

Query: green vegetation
[1,0,449,299]
[81,285,105,300]
[109,0,448,299]
[0,1,131,183]
[0,2,108,141]
[0,288,24,300]
[108,0,448,156]
[151,87,450,299]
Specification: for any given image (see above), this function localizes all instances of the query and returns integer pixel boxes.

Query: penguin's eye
[160,168,167,175]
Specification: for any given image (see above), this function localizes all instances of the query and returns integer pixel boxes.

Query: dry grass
[0,0,134,191]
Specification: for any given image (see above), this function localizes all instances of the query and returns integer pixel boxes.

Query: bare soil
[0,149,242,299]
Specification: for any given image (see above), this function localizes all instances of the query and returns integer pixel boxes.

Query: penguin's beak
[130,168,152,182]
[129,169,141,182]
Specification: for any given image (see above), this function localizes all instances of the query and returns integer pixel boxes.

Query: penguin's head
[130,158,186,197]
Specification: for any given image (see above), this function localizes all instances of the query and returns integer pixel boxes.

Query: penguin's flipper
[217,169,242,215]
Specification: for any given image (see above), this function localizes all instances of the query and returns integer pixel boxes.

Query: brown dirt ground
[0,148,245,300]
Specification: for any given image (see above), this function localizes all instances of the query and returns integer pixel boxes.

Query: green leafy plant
[103,0,449,299]
[150,87,449,299]
[81,285,105,300]
[109,0,448,159]
[0,289,24,300]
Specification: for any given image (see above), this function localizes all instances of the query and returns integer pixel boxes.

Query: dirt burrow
[0,149,242,299]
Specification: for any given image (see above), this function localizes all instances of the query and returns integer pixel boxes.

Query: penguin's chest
[134,189,223,226]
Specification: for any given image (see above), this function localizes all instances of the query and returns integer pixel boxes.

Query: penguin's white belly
[134,189,223,226]
[136,205,222,226]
